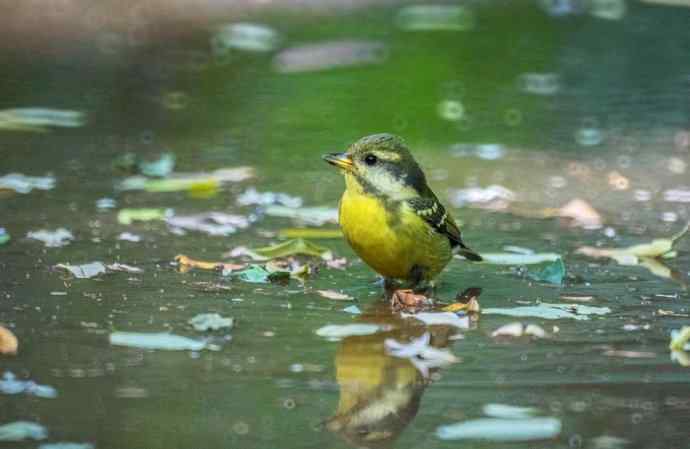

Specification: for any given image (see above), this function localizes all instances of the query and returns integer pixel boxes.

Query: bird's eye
[364,154,378,166]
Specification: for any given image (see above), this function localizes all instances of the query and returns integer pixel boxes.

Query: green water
[2,1,690,448]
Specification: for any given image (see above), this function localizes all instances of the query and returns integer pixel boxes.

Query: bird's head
[323,133,427,200]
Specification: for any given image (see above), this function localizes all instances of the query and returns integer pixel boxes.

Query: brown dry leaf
[316,289,353,301]
[0,325,18,355]
[175,254,246,273]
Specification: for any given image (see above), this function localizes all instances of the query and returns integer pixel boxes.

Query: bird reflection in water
[325,295,477,448]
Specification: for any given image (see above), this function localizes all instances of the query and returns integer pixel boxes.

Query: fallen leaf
[402,312,470,329]
[188,313,234,332]
[166,212,250,236]
[316,289,353,301]
[117,208,172,225]
[249,238,332,260]
[0,108,85,132]
[436,417,561,442]
[315,323,387,340]
[554,198,603,229]
[474,253,561,265]
[109,332,216,351]
[576,224,689,261]
[55,262,107,279]
[106,263,143,273]
[325,257,348,269]
[233,264,289,284]
[138,152,175,178]
[527,258,566,285]
[0,228,9,246]
[279,228,343,239]
[27,228,74,247]
[442,287,482,313]
[264,205,338,226]
[0,326,18,355]
[175,255,245,273]
[483,303,611,320]
[0,421,47,441]
[603,350,656,358]
[669,326,690,351]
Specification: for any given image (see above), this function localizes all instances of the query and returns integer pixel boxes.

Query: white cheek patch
[369,168,417,200]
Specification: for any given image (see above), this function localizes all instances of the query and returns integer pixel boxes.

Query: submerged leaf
[316,290,353,301]
[233,264,288,283]
[315,324,386,340]
[26,228,74,247]
[138,153,175,178]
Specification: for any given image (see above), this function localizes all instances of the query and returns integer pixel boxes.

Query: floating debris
[436,417,561,441]
[395,4,475,31]
[483,303,611,321]
[0,326,18,355]
[576,224,689,263]
[391,289,433,311]
[243,238,332,260]
[274,40,386,73]
[0,371,57,398]
[0,173,55,193]
[0,108,85,132]
[518,72,560,95]
[477,253,561,265]
[316,290,353,301]
[402,312,470,329]
[188,313,234,332]
[491,322,548,339]
[109,332,214,351]
[237,187,303,208]
[117,208,173,225]
[527,258,566,285]
[0,421,47,441]
[385,332,458,378]
[175,255,245,274]
[27,228,74,247]
[279,228,342,239]
[0,228,9,245]
[106,263,143,274]
[233,264,289,283]
[55,262,106,279]
[664,188,690,203]
[449,185,516,207]
[118,167,254,193]
[212,23,280,54]
[138,152,175,178]
[166,212,250,236]
[96,197,117,210]
[556,198,603,229]
[264,206,338,226]
[117,232,142,242]
[669,327,690,351]
[39,443,94,449]
[315,324,386,340]
[342,305,362,315]
[482,404,539,419]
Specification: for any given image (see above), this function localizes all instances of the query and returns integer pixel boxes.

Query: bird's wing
[406,196,482,261]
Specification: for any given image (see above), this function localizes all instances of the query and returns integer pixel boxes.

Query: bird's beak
[322,152,354,172]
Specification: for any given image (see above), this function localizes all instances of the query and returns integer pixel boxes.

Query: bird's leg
[409,264,434,295]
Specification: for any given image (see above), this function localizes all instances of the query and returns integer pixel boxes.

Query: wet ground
[2,1,690,448]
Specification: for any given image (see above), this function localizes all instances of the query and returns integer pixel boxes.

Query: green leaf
[235,264,272,283]
[117,208,172,225]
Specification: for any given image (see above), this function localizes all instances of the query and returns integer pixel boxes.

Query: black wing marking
[406,196,482,261]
